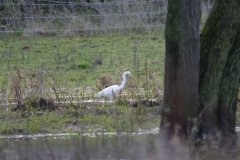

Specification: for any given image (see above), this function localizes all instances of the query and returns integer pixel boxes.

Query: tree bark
[198,1,240,146]
[160,0,201,146]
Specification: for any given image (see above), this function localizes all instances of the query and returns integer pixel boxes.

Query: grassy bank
[0,100,161,134]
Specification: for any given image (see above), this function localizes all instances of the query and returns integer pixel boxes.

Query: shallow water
[0,131,161,160]
[2,127,239,160]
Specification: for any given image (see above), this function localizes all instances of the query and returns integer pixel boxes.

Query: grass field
[0,29,166,107]
[0,30,165,88]
[1,29,240,135]
[0,30,165,134]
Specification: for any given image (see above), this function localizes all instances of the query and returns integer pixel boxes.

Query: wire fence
[1,0,166,6]
[0,0,213,35]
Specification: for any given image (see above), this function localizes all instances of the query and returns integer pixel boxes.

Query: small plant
[70,58,92,70]
[97,74,113,90]
[10,69,23,108]
[77,63,90,69]
[21,97,32,117]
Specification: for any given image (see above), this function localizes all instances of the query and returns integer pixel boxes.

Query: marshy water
[2,128,240,160]
[0,128,161,160]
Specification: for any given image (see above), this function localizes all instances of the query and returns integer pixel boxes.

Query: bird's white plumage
[94,71,133,98]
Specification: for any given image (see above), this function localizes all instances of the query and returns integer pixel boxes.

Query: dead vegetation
[97,74,113,90]
[11,97,56,111]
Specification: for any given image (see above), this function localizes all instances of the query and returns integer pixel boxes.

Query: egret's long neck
[119,73,127,89]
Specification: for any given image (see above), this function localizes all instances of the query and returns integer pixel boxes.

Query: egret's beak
[131,74,137,81]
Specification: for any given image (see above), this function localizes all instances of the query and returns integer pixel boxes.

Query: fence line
[0,24,164,33]
[0,20,209,34]
[1,2,211,8]
[0,8,211,21]
[0,0,165,6]
[0,1,212,34]
[0,11,167,20]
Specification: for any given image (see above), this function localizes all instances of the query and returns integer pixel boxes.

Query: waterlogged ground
[0,93,165,160]
[2,101,240,160]
[0,99,161,135]
[0,132,162,160]
[0,97,165,160]
[4,129,240,160]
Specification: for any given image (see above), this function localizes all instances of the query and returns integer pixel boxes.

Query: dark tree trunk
[198,1,240,146]
[160,0,201,146]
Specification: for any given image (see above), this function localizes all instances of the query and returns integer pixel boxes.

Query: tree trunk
[160,0,201,146]
[198,1,240,146]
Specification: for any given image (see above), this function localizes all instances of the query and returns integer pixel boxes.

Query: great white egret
[94,71,135,98]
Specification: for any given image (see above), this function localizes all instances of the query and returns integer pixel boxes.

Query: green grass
[0,104,160,134]
[0,31,165,88]
[0,24,239,139]
[0,30,164,135]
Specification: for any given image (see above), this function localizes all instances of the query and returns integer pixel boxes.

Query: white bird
[94,71,135,99]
